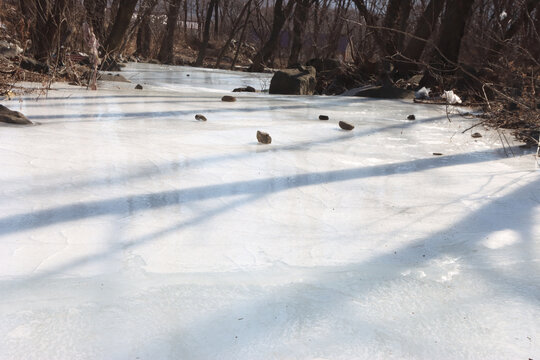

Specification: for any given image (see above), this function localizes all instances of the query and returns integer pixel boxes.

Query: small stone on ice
[257,131,272,144]
[135,84,143,90]
[233,86,256,92]
[319,115,329,120]
[195,114,207,121]
[471,132,482,138]
[339,121,354,130]
[221,95,236,102]
[407,114,415,120]
[433,152,443,156]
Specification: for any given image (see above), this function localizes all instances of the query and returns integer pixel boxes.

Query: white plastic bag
[441,90,462,104]
[415,87,431,99]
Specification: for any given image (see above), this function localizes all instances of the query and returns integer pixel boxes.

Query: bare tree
[183,0,188,35]
[231,0,254,69]
[158,0,183,63]
[490,0,540,56]
[288,0,316,66]
[195,0,219,66]
[393,0,412,52]
[84,0,107,45]
[213,0,220,37]
[351,0,377,29]
[248,0,295,72]
[381,0,403,55]
[434,0,475,67]
[103,0,139,55]
[402,0,445,64]
[396,0,445,74]
[351,0,386,53]
[29,0,70,62]
[136,18,152,58]
[215,0,253,68]
[325,0,351,59]
[119,0,159,54]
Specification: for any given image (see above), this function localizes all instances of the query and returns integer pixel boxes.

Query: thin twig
[462,119,489,133]
[502,131,515,157]
[536,132,540,168]
[497,129,509,157]
[482,83,492,111]
[445,104,452,123]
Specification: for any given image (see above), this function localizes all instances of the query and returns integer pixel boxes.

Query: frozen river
[1,63,539,359]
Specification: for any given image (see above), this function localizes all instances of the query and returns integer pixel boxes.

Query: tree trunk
[103,0,139,55]
[434,0,475,67]
[310,0,319,59]
[195,0,218,66]
[351,0,375,25]
[84,0,107,45]
[195,0,202,40]
[397,0,445,74]
[136,17,152,58]
[382,0,412,56]
[403,0,445,63]
[288,0,312,66]
[535,3,540,58]
[158,0,182,64]
[231,2,253,70]
[109,0,121,28]
[395,0,413,51]
[213,0,220,38]
[215,0,252,68]
[537,3,540,35]
[351,0,386,53]
[382,0,401,51]
[326,0,351,59]
[117,0,159,54]
[183,0,188,34]
[248,0,294,72]
[32,0,69,62]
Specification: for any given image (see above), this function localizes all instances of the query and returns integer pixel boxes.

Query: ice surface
[1,63,539,359]
[117,62,273,92]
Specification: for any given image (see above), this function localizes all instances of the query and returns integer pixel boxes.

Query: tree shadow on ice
[19,96,325,109]
[119,176,540,357]
[1,148,538,356]
[0,193,259,289]
[0,147,534,286]
[26,93,382,123]
[27,103,319,122]
[0,147,529,237]
[2,114,449,199]
[20,92,373,107]
[22,93,387,123]
[20,98,239,108]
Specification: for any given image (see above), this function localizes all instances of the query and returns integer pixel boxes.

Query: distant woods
[8,0,540,84]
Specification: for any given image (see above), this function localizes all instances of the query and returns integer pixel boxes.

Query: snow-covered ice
[1,63,539,359]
